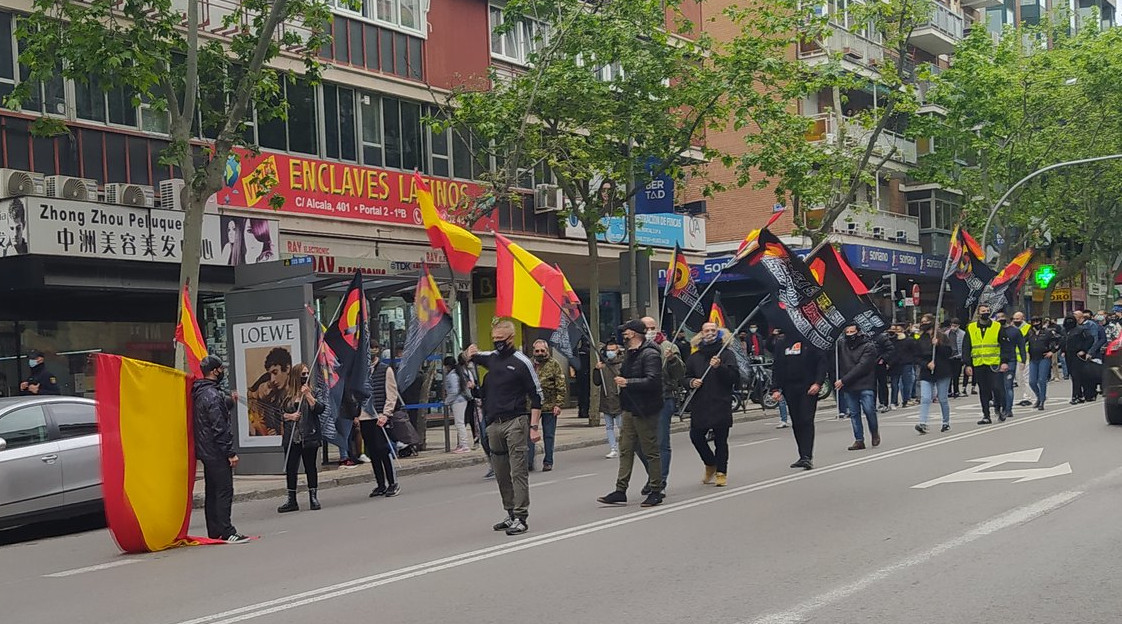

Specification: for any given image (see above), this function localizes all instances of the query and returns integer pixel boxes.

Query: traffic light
[1034,264,1058,289]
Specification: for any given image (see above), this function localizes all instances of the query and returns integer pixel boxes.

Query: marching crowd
[189,306,1120,541]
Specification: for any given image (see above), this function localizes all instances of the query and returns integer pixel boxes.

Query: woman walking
[593,337,624,458]
[444,356,473,453]
[916,314,954,434]
[278,364,325,512]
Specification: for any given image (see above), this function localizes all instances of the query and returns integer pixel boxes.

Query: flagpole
[932,221,963,360]
[657,247,675,332]
[676,296,769,418]
[670,267,724,341]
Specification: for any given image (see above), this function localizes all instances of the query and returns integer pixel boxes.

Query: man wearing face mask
[465,320,543,536]
[594,337,624,458]
[683,322,739,486]
[962,304,1003,424]
[192,356,250,544]
[1011,311,1034,406]
[527,340,566,472]
[834,323,879,451]
[20,349,61,395]
[991,310,1026,420]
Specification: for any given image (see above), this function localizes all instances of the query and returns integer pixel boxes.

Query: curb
[193,408,777,508]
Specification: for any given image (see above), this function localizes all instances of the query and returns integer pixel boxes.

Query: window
[50,403,98,439]
[0,405,49,450]
[429,114,450,178]
[360,91,383,166]
[334,0,426,35]
[324,84,358,162]
[0,13,13,100]
[256,79,319,154]
[490,5,546,65]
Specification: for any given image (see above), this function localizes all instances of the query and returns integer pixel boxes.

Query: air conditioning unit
[159,179,186,210]
[842,47,863,61]
[104,183,154,208]
[845,222,858,233]
[895,229,908,242]
[1089,283,1106,296]
[0,169,45,198]
[871,226,886,239]
[45,176,98,201]
[534,184,563,214]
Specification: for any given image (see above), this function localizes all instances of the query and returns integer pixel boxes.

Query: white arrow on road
[912,448,1072,489]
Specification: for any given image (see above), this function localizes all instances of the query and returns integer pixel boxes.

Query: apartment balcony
[960,0,1003,10]
[916,63,948,115]
[911,2,964,56]
[798,24,885,78]
[833,205,921,246]
[806,113,918,167]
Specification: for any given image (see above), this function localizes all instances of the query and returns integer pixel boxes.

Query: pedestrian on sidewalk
[593,337,623,459]
[770,330,827,470]
[528,340,566,472]
[597,319,665,508]
[443,356,474,453]
[465,319,543,536]
[682,322,739,487]
[361,357,402,498]
[192,356,250,544]
[278,364,325,512]
[916,315,953,435]
[1027,317,1059,410]
[834,324,879,451]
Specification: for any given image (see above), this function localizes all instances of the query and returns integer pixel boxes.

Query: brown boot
[848,440,866,451]
[703,465,717,484]
[871,433,881,447]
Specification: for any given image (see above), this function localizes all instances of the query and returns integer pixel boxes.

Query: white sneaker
[605,449,619,459]
[776,422,789,429]
[357,454,370,463]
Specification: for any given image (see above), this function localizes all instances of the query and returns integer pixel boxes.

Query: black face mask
[534,354,549,363]
[979,313,991,321]
[920,323,934,331]
[215,370,226,384]
[494,339,514,354]
[301,375,310,384]
[845,333,859,344]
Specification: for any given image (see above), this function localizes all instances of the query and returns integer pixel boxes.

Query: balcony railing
[798,24,885,67]
[805,113,918,165]
[923,2,965,39]
[833,205,920,245]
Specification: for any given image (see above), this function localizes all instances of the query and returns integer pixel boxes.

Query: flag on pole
[943,224,964,280]
[325,271,372,404]
[174,285,208,378]
[733,210,785,259]
[949,227,996,309]
[415,172,482,275]
[979,249,1035,312]
[806,243,887,334]
[397,267,455,392]
[95,354,224,553]
[709,291,729,329]
[306,305,339,443]
[495,233,565,329]
[665,244,706,332]
[549,272,586,371]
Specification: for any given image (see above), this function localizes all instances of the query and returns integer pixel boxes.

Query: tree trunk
[585,226,602,427]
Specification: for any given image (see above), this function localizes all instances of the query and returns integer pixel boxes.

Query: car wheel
[1106,402,1122,426]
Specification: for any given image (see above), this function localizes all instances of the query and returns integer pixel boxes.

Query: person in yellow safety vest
[1011,311,1033,406]
[961,304,1003,424]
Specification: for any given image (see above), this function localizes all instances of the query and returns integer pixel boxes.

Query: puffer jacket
[837,333,878,391]
[661,343,686,400]
[683,331,739,430]
[192,378,236,462]
[618,340,663,417]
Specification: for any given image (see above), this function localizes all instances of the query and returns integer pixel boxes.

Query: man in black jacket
[873,328,895,411]
[683,322,739,487]
[598,319,665,507]
[192,356,250,544]
[993,311,1027,420]
[466,319,543,536]
[1027,317,1059,410]
[834,324,880,451]
[770,331,827,469]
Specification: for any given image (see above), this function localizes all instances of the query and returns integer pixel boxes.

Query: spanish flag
[709,291,729,329]
[495,233,565,329]
[95,354,221,553]
[415,172,482,275]
[174,285,208,378]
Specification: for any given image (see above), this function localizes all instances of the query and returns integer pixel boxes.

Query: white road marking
[567,473,597,480]
[913,448,1073,488]
[170,402,1087,624]
[528,479,559,488]
[734,438,781,448]
[44,559,142,578]
[746,490,1084,624]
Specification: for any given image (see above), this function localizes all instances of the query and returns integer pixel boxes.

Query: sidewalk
[192,406,780,508]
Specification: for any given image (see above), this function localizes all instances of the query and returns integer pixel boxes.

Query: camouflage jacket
[534,357,568,412]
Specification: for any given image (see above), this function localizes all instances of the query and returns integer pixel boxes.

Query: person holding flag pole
[676,298,769,418]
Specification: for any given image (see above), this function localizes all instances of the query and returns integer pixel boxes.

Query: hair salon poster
[232,318,303,448]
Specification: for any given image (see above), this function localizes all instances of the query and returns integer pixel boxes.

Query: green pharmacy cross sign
[1034,264,1058,290]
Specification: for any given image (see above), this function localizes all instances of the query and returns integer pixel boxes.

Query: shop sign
[231,318,302,448]
[215,149,485,228]
[1032,288,1071,302]
[11,196,279,266]
[281,236,445,276]
[564,210,706,251]
[842,243,948,277]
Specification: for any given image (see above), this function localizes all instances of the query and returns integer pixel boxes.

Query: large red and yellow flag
[95,354,221,553]
[978,248,1034,311]
[708,291,729,329]
[174,285,208,378]
[415,172,482,275]
[495,233,565,329]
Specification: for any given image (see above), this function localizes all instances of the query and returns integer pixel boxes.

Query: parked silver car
[0,396,101,529]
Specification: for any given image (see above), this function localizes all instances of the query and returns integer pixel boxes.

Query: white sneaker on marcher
[606,449,619,459]
[357,454,370,463]
[776,422,789,429]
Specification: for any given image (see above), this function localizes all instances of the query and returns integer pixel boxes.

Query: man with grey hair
[528,339,566,472]
[465,319,543,536]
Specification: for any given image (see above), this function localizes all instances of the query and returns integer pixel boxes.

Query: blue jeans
[842,389,878,442]
[604,413,621,451]
[891,367,915,405]
[778,396,789,423]
[528,411,557,468]
[1059,353,1069,378]
[1029,359,1051,404]
[334,417,353,461]
[1001,361,1016,413]
[918,377,951,426]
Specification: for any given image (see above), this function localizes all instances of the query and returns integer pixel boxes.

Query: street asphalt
[3,389,1120,624]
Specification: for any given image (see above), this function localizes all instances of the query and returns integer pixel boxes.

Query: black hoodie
[837,333,878,391]
[192,378,236,462]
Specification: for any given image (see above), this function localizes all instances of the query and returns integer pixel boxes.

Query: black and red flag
[806,243,888,334]
[979,249,1034,312]
[664,244,706,332]
[325,271,372,405]
[397,267,454,392]
[948,227,996,310]
[708,290,729,329]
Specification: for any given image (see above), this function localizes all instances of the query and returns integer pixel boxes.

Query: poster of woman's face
[0,199,28,258]
[233,318,302,448]
[220,216,278,266]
